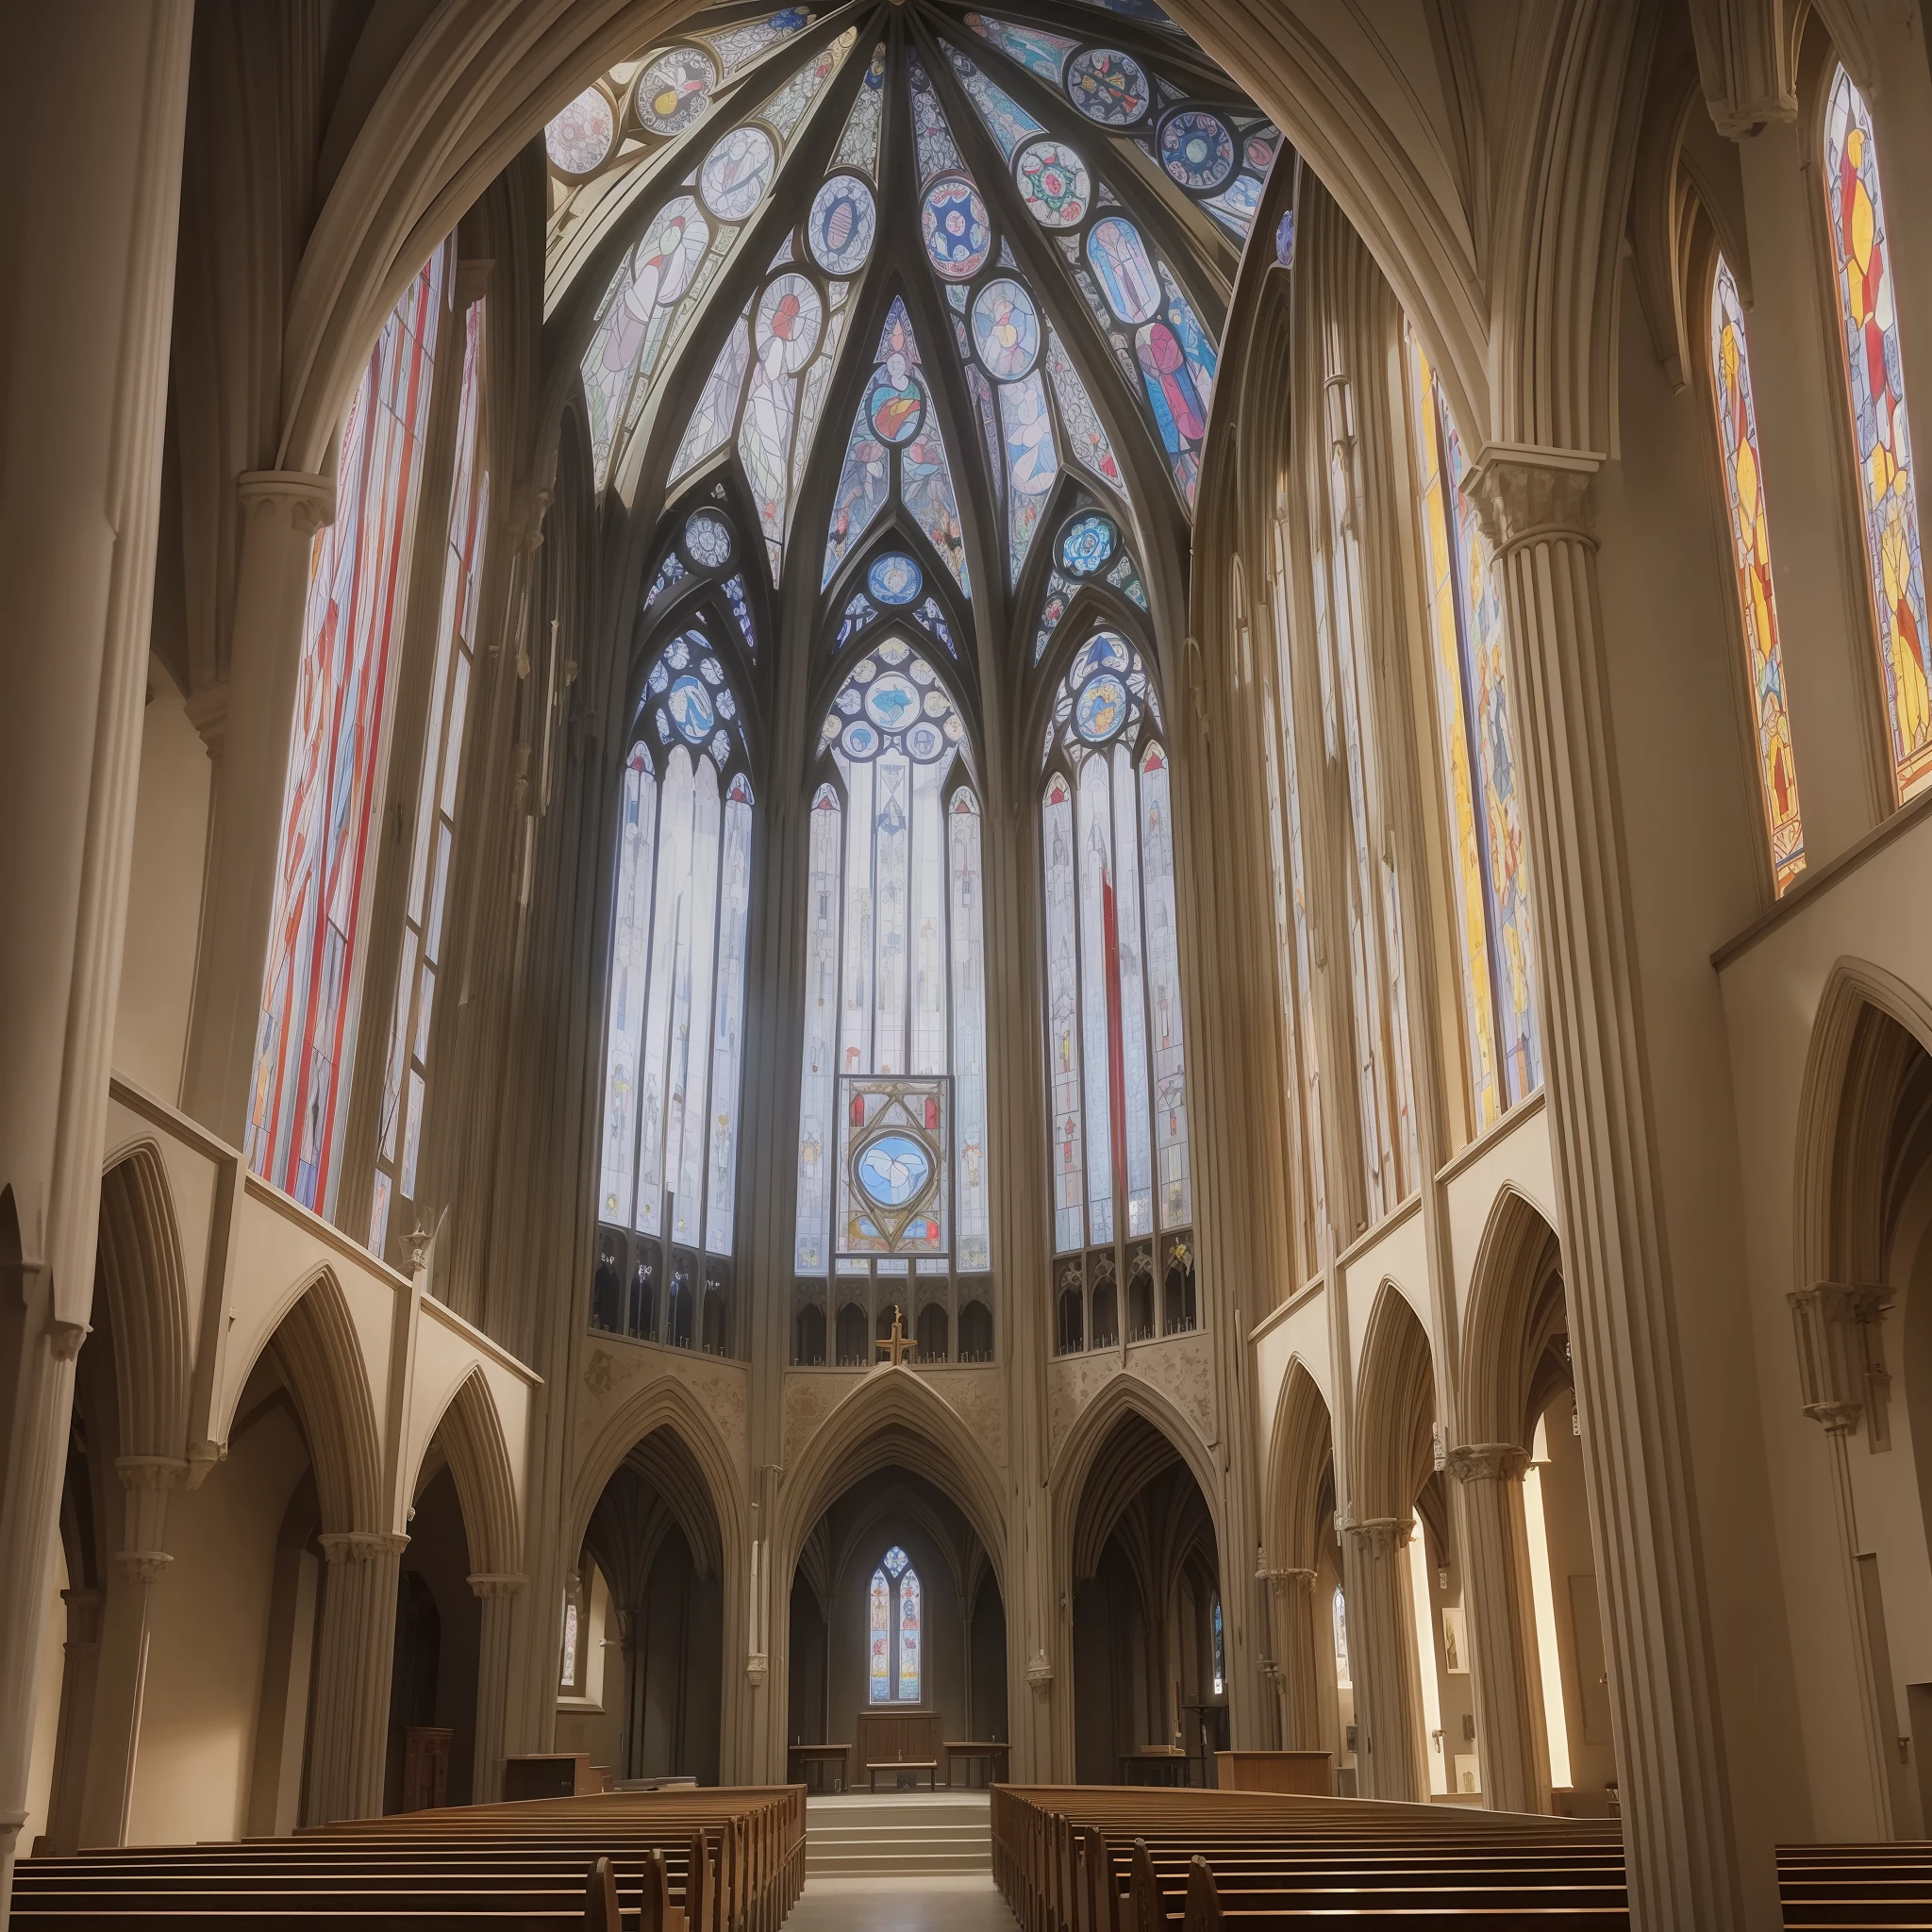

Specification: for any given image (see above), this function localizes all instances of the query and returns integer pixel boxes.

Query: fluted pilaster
[1265,1569,1324,1751]
[1448,1443,1550,1814]
[307,1533,406,1824]
[1466,445,1741,1924]
[469,1574,525,1804]
[1341,1518,1427,1800]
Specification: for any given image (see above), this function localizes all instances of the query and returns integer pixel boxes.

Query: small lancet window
[1708,257,1805,892]
[868,1545,922,1703]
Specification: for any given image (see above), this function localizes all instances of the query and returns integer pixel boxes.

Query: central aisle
[804,1791,991,1877]
[783,1875,1017,1931]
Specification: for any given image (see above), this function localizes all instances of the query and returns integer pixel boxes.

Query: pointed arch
[413,1366,523,1576]
[1794,958,1932,1291]
[1460,1188,1566,1450]
[260,1267,386,1535]
[1352,1280,1436,1523]
[94,1144,192,1462]
[1263,1357,1333,1574]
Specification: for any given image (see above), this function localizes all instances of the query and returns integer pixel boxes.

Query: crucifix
[875,1305,918,1367]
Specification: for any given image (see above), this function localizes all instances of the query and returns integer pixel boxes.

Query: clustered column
[469,1573,527,1805]
[1340,1518,1428,1801]
[1265,1569,1324,1752]
[307,1533,408,1823]
[1447,1443,1550,1814]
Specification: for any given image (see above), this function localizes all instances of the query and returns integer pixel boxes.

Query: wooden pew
[12,1787,807,1932]
[1777,1840,1932,1928]
[991,1784,1630,1929]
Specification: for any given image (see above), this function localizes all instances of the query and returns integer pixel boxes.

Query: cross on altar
[875,1305,918,1367]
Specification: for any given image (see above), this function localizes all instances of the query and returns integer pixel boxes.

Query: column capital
[320,1530,409,1564]
[60,1586,105,1643]
[467,1572,527,1600]
[1445,1442,1530,1484]
[1461,442,1602,556]
[237,468,334,534]
[1790,1282,1892,1432]
[114,1455,187,1492]
[113,1549,173,1584]
[1341,1515,1413,1550]
[1257,1566,1317,1597]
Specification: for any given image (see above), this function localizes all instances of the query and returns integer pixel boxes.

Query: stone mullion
[1469,450,1741,1927]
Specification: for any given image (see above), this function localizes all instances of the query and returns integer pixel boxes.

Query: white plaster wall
[127,1403,311,1843]
[1440,1097,1555,1335]
[113,658,208,1105]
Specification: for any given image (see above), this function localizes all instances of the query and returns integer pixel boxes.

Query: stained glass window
[247,250,444,1214]
[372,295,489,1259]
[793,638,989,1282]
[1407,333,1541,1133]
[1709,258,1805,891]
[1823,66,1932,801]
[596,586,756,1266]
[1040,629,1190,1254]
[869,1546,922,1704]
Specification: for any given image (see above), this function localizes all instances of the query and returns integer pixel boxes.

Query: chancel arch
[1260,1357,1336,1755]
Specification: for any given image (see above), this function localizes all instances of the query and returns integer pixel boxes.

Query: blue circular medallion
[1059,514,1117,575]
[869,554,923,605]
[667,675,715,743]
[1158,109,1237,192]
[808,173,877,275]
[921,175,992,281]
[856,1132,932,1209]
[1074,673,1129,743]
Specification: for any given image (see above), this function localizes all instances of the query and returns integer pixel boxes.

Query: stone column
[1465,445,1740,1925]
[41,1588,103,1855]
[469,1574,525,1805]
[1789,1283,1897,1835]
[76,1458,179,1845]
[1448,1443,1551,1815]
[1340,1518,1427,1801]
[178,470,335,1148]
[307,1533,406,1824]
[0,8,193,1920]
[1264,1569,1324,1752]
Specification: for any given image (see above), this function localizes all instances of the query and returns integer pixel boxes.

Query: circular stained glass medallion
[856,1132,932,1210]
[1059,514,1117,575]
[699,125,776,222]
[842,717,880,758]
[869,554,923,605]
[905,720,947,762]
[635,47,716,137]
[1067,48,1150,126]
[546,87,614,175]
[756,274,823,373]
[1074,673,1129,743]
[808,174,877,274]
[667,675,716,743]
[684,510,731,567]
[921,175,992,281]
[1015,139,1091,228]
[864,674,921,733]
[1159,109,1237,192]
[868,363,924,445]
[971,279,1041,379]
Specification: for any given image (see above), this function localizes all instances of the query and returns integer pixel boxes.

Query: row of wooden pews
[991,1785,1631,1928]
[1778,1841,1932,1926]
[12,1786,805,1932]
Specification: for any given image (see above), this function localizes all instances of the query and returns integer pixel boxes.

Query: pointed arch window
[1709,257,1805,892]
[247,250,444,1213]
[1823,66,1932,801]
[1406,333,1541,1135]
[1041,628,1192,1344]
[869,1546,922,1703]
[594,553,755,1347]
[371,294,491,1258]
[793,635,990,1326]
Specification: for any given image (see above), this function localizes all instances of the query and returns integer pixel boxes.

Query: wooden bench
[13,1787,807,1932]
[1777,1840,1932,1927]
[992,1784,1630,1929]
[867,1759,939,1791]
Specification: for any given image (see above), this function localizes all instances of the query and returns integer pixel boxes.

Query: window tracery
[869,1546,922,1703]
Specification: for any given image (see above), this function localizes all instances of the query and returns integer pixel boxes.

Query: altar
[854,1708,943,1788]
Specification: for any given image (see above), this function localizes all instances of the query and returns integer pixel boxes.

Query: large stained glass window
[792,634,990,1362]
[371,296,490,1260]
[246,250,444,1213]
[1709,258,1805,892]
[1041,627,1193,1347]
[592,512,757,1353]
[869,1546,922,1703]
[1824,66,1932,800]
[1407,332,1541,1134]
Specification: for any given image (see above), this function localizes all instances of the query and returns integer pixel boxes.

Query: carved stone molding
[1790,1283,1892,1437]
[113,1549,173,1584]
[467,1572,527,1599]
[320,1530,410,1564]
[1445,1442,1531,1484]
[1342,1514,1413,1551]
[1461,443,1600,556]
[1025,1649,1054,1698]
[237,467,335,536]
[1689,0,1798,138]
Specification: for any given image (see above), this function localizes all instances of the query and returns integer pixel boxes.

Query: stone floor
[783,1874,1018,1929]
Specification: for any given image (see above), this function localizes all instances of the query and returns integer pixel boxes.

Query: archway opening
[1069,1410,1222,1785]
[788,1463,1006,1790]
[568,1424,726,1787]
